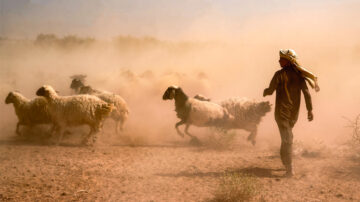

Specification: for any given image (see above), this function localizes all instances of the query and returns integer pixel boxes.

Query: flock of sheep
[5,75,271,146]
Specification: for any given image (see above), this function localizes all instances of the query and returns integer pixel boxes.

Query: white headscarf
[280,49,320,92]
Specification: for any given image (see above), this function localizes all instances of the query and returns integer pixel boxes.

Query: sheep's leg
[56,128,65,146]
[185,124,201,146]
[82,126,98,146]
[82,128,93,146]
[184,124,195,138]
[16,122,21,136]
[115,120,124,134]
[247,126,257,146]
[175,120,185,138]
[115,120,119,134]
[91,127,100,144]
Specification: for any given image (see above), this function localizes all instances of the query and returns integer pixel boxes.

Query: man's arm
[301,79,313,121]
[263,71,280,97]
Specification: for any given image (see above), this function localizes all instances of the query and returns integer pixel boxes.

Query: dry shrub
[344,114,360,146]
[293,139,328,158]
[350,115,360,145]
[211,172,260,202]
[34,34,95,48]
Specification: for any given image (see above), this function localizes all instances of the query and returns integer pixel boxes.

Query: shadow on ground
[157,166,285,178]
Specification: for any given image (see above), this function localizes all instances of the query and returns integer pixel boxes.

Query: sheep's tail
[96,103,113,119]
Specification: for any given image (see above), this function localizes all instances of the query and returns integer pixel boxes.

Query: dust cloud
[1,2,359,149]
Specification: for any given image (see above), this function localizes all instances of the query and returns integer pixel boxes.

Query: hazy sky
[0,0,358,40]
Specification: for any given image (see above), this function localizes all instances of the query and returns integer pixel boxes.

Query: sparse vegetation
[345,114,360,146]
[34,34,95,48]
[211,172,260,202]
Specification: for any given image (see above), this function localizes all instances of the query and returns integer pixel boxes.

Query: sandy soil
[0,133,359,202]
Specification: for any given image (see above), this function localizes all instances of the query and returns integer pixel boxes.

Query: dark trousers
[276,118,295,167]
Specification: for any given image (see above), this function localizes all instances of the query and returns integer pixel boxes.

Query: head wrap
[279,49,320,92]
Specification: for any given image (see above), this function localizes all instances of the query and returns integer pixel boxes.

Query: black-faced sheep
[5,91,52,136]
[70,75,101,94]
[36,85,113,145]
[164,87,272,145]
[162,86,234,143]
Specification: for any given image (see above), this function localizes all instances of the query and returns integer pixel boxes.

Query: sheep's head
[258,101,272,114]
[5,92,15,104]
[162,86,179,100]
[79,86,95,94]
[36,85,57,98]
[70,78,85,91]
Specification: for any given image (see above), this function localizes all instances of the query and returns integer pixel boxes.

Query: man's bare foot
[285,164,295,177]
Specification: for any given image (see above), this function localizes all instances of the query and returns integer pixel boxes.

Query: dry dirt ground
[0,132,359,202]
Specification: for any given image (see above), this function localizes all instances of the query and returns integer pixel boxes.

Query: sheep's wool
[8,92,51,125]
[90,92,129,122]
[221,97,271,129]
[187,98,231,127]
[41,85,112,128]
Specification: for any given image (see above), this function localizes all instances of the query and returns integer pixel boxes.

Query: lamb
[220,98,271,145]
[5,91,53,136]
[78,86,129,134]
[36,85,113,145]
[162,86,234,143]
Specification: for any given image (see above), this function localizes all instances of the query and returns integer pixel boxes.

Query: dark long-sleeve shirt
[265,66,312,123]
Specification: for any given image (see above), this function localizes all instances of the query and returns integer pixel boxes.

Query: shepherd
[263,49,319,177]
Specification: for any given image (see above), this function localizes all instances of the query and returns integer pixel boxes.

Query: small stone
[336,193,343,198]
[61,192,67,196]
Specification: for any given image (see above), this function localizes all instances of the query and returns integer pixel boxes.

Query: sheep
[5,91,53,136]
[162,86,234,143]
[70,75,102,94]
[69,75,129,134]
[220,98,271,145]
[166,88,271,145]
[36,85,113,145]
[78,86,129,134]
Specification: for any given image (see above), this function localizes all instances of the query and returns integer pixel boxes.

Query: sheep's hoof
[189,137,202,146]
[81,139,92,146]
[247,136,256,146]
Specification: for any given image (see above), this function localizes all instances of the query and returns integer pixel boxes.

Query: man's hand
[308,111,314,121]
[263,88,271,97]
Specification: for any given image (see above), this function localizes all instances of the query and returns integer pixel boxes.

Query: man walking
[263,49,319,177]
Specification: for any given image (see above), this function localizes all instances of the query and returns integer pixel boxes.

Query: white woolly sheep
[36,85,113,145]
[162,86,234,144]
[220,98,271,145]
[69,76,129,134]
[78,86,129,134]
[5,91,53,136]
